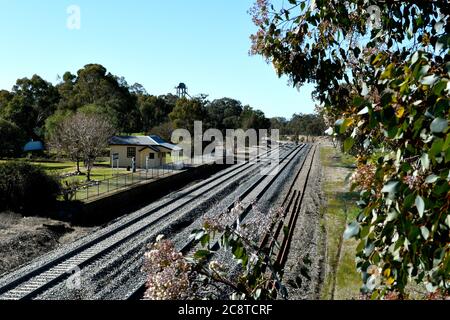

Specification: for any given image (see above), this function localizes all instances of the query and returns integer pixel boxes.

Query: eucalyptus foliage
[251,0,449,297]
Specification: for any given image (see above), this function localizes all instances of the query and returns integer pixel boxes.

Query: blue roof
[109,136,154,146]
[149,135,166,144]
[109,135,182,151]
[24,141,44,152]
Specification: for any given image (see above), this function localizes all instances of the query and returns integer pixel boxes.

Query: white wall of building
[110,145,180,169]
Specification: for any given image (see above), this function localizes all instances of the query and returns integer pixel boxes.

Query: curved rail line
[253,145,318,297]
[0,143,298,300]
[126,144,311,299]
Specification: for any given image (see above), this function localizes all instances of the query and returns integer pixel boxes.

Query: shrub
[0,118,27,158]
[0,161,60,213]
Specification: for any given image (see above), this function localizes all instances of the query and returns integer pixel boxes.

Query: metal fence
[65,154,217,201]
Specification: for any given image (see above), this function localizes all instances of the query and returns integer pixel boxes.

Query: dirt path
[283,145,326,299]
[0,212,94,276]
[319,143,361,300]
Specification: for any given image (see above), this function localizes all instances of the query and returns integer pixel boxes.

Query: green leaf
[343,221,360,240]
[194,230,205,241]
[194,249,210,260]
[386,210,398,222]
[421,75,438,86]
[430,138,444,159]
[364,242,375,257]
[343,137,354,152]
[324,127,334,135]
[425,174,439,184]
[443,133,450,151]
[358,106,369,115]
[415,195,425,218]
[372,53,383,65]
[430,118,448,133]
[420,226,430,240]
[233,244,244,259]
[335,119,344,131]
[417,65,430,79]
[200,233,210,247]
[353,96,365,107]
[411,51,419,65]
[337,118,353,134]
[421,153,430,170]
[381,63,395,79]
[433,80,448,95]
[381,181,399,194]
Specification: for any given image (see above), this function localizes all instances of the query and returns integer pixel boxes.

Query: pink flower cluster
[142,236,191,300]
[351,163,376,191]
[403,174,424,191]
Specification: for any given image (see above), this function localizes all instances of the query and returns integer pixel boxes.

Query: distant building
[109,135,182,169]
[23,140,45,152]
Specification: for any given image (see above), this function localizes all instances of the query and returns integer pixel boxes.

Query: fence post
[86,185,89,200]
[97,182,100,197]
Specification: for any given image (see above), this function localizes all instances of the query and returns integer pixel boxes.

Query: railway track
[171,144,318,300]
[126,144,313,300]
[0,143,304,300]
[97,144,307,300]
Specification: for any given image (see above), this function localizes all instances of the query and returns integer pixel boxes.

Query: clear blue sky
[0,0,316,118]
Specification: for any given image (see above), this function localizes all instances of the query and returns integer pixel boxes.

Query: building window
[127,147,136,158]
[149,153,155,159]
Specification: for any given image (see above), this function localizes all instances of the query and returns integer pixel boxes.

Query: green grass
[320,146,362,300]
[1,155,183,202]
[0,158,128,184]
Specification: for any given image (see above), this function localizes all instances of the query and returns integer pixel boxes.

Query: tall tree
[158,93,179,108]
[0,90,13,116]
[3,75,60,139]
[0,118,27,157]
[129,82,148,96]
[138,95,173,132]
[240,105,270,131]
[56,72,77,111]
[251,0,450,297]
[57,64,137,133]
[206,98,243,131]
[49,112,114,180]
[288,113,326,137]
[270,117,288,135]
[169,98,208,134]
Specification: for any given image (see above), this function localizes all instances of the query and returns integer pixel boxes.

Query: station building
[109,135,182,169]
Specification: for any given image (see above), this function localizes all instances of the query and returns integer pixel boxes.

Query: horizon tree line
[0,63,325,158]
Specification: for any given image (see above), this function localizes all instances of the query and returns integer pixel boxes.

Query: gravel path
[282,146,326,299]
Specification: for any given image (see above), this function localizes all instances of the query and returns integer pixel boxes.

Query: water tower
[175,82,190,98]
